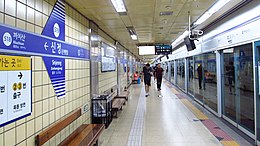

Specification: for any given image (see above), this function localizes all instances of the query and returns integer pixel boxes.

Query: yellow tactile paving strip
[180,99,208,120]
[171,88,180,94]
[221,141,240,146]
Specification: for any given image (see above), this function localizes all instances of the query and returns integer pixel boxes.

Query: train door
[222,43,254,138]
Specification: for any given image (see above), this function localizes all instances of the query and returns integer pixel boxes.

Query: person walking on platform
[153,65,157,83]
[155,63,164,91]
[143,63,153,97]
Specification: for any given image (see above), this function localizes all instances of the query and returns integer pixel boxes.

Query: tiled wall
[65,4,89,48]
[0,0,55,33]
[118,62,127,92]
[0,0,91,146]
[98,62,117,94]
[98,33,118,94]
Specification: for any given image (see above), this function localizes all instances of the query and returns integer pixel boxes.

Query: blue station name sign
[0,24,90,60]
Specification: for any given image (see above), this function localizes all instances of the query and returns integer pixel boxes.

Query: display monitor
[155,45,172,55]
[138,46,155,55]
[184,36,196,51]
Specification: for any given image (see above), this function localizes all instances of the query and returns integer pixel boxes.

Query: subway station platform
[99,79,252,146]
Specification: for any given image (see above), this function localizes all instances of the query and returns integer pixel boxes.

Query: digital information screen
[155,45,172,55]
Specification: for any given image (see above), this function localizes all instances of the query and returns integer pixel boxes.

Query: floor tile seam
[165,79,241,146]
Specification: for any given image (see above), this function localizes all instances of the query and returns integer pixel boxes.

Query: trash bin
[138,78,141,84]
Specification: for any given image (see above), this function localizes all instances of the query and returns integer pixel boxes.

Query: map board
[0,55,31,127]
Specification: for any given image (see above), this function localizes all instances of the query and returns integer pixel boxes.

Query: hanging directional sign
[41,0,66,99]
[0,55,31,127]
[42,0,65,41]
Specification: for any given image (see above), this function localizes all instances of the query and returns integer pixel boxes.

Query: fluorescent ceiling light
[194,0,231,25]
[131,35,138,40]
[111,0,127,13]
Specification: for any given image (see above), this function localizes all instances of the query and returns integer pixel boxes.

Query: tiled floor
[99,79,252,146]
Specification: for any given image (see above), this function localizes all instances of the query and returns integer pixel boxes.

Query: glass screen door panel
[193,52,217,109]
[203,53,217,112]
[223,43,254,133]
[177,59,185,90]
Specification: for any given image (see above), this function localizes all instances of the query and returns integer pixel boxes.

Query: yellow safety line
[171,88,180,94]
[221,141,240,146]
[180,99,208,120]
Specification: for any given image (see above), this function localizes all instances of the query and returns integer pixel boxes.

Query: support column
[185,58,188,93]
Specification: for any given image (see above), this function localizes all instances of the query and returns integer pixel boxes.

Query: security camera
[192,30,203,36]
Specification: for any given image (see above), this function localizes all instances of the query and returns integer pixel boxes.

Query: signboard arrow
[18,72,23,79]
[44,42,48,50]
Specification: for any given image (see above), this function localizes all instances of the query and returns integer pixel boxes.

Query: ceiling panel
[66,0,218,61]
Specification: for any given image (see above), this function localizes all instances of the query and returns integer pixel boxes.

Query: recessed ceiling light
[111,0,127,13]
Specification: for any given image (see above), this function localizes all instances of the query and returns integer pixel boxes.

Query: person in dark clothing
[153,65,157,81]
[226,61,235,94]
[143,63,153,97]
[197,64,203,89]
[189,63,193,81]
[155,63,164,91]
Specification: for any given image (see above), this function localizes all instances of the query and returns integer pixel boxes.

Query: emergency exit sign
[0,55,31,127]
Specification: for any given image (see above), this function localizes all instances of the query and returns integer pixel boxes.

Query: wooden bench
[58,124,104,146]
[112,98,126,118]
[36,108,105,146]
[115,90,130,101]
